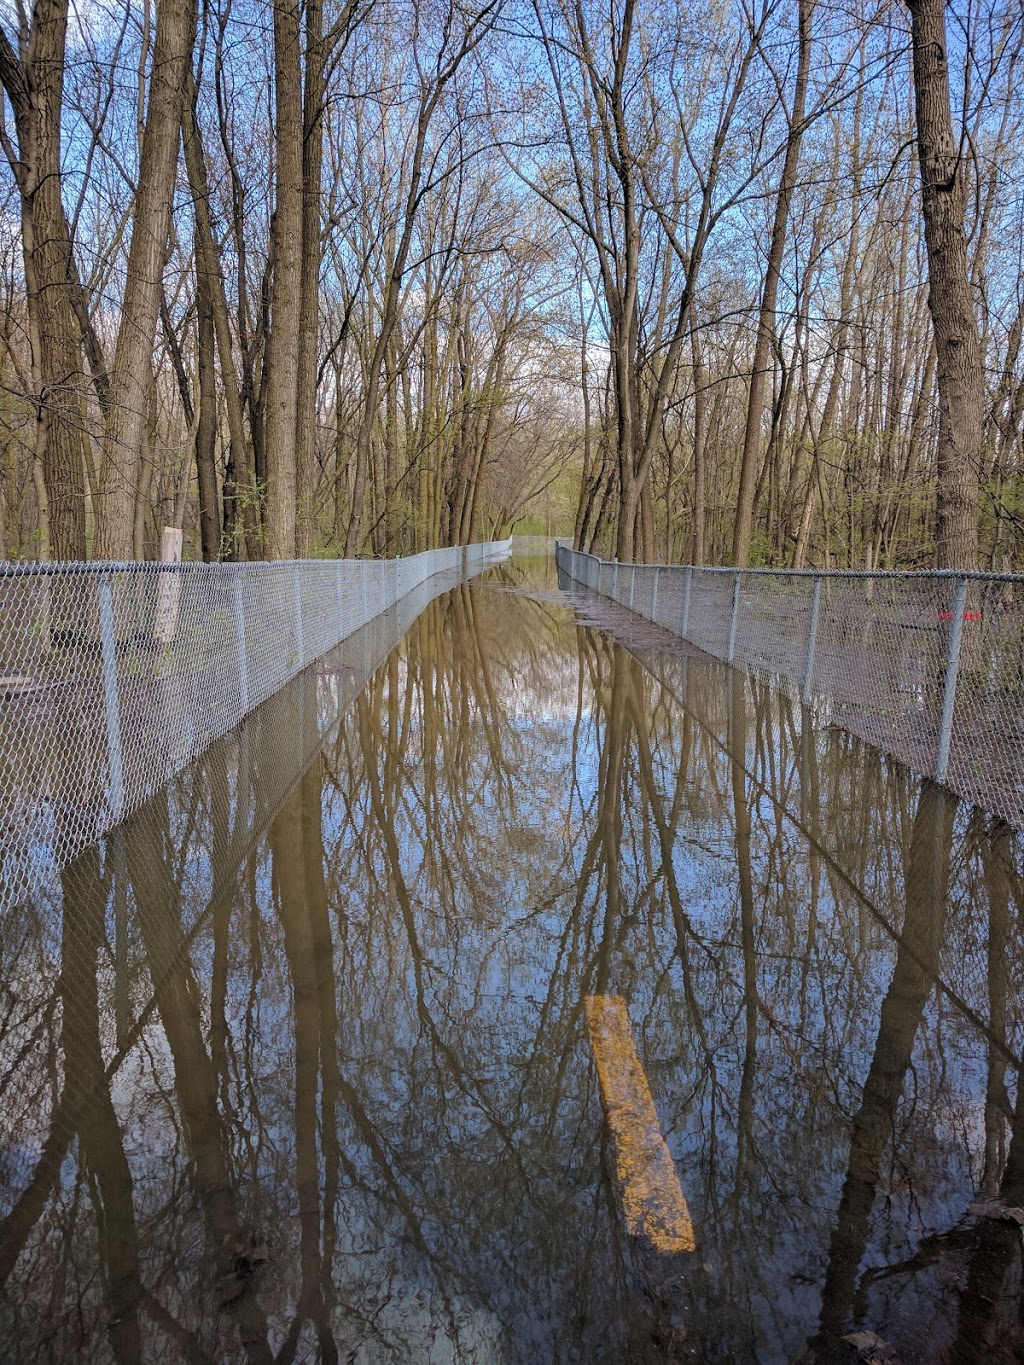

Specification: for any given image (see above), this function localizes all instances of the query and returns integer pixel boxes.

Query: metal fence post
[613,560,620,602]
[362,567,370,624]
[681,566,693,639]
[293,564,305,665]
[727,571,742,664]
[98,576,125,822]
[629,564,636,611]
[803,576,822,704]
[650,567,659,624]
[936,577,968,783]
[233,574,250,713]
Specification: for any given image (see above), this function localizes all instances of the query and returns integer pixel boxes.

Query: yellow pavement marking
[584,993,695,1254]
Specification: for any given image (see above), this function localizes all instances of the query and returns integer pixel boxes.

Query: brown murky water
[1,555,1021,1363]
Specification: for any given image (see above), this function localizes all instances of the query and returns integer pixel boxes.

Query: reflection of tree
[3,572,1024,1360]
[980,815,1013,1197]
[809,780,955,1357]
[62,842,143,1362]
[729,670,759,1194]
[269,759,341,1362]
[0,838,143,1360]
[946,815,1022,1364]
[127,790,274,1362]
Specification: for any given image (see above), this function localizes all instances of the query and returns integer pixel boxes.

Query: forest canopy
[0,0,1018,571]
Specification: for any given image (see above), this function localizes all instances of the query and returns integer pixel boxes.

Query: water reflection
[0,559,1022,1362]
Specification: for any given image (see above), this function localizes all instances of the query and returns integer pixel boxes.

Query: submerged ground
[0,556,1021,1362]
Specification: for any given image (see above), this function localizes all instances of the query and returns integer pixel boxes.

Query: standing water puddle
[0,555,1020,1362]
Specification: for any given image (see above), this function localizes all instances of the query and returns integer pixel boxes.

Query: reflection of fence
[0,542,510,904]
[557,544,1024,829]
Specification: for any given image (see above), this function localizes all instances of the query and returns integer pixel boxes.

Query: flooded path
[1,556,1022,1362]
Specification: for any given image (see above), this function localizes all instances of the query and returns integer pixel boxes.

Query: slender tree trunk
[295,0,324,557]
[183,70,259,557]
[690,314,708,565]
[732,0,812,567]
[907,0,982,570]
[195,255,220,561]
[96,0,197,559]
[0,4,87,559]
[264,0,304,559]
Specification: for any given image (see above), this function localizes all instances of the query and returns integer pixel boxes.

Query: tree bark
[96,0,197,559]
[294,0,324,557]
[182,70,258,558]
[907,0,982,570]
[263,0,304,559]
[195,250,220,561]
[0,5,87,559]
[690,311,707,564]
[732,0,811,567]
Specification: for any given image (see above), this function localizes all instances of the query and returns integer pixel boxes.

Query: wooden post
[153,526,183,647]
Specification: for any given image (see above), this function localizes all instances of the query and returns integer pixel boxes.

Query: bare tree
[95,0,198,559]
[0,0,87,558]
[906,0,982,570]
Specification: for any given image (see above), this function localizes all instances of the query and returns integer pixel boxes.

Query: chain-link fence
[0,559,478,1220]
[0,542,511,913]
[557,544,1024,830]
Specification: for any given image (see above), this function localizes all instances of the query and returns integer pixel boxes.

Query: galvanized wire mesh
[0,542,511,913]
[557,545,1024,829]
[0,562,478,1217]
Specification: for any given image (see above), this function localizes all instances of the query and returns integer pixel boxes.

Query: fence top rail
[559,548,1024,586]
[0,543,507,580]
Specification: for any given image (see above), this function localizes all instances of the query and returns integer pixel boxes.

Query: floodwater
[0,556,1022,1363]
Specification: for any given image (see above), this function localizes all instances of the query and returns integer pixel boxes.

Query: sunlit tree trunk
[690,311,708,565]
[183,69,258,557]
[907,0,981,571]
[96,0,197,559]
[295,0,325,557]
[0,3,87,559]
[732,0,811,567]
[264,0,303,560]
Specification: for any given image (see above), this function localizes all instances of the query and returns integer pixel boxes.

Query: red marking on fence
[937,610,981,621]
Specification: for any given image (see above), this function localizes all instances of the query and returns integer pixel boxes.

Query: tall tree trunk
[907,0,982,570]
[690,312,708,565]
[195,254,220,561]
[96,0,197,559]
[0,4,87,559]
[732,0,812,567]
[294,0,324,557]
[264,0,304,560]
[183,70,259,557]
